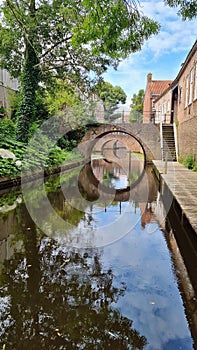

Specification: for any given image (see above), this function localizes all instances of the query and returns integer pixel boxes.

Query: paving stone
[153,160,197,235]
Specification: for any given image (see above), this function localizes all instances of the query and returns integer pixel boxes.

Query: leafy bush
[0,119,84,178]
[0,105,7,117]
[183,155,197,171]
[0,158,20,177]
[0,119,16,141]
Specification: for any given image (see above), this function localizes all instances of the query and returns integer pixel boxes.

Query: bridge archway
[79,123,161,163]
[97,134,144,160]
[86,129,147,165]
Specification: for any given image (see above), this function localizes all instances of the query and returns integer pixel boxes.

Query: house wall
[143,73,153,124]
[143,73,172,124]
[177,54,197,124]
[178,116,197,158]
[176,44,197,158]
[153,41,197,159]
[154,89,172,124]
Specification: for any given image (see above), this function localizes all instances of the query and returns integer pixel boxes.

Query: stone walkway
[153,160,197,235]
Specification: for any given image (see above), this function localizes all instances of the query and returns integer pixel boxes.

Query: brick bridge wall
[93,134,142,154]
[78,123,161,163]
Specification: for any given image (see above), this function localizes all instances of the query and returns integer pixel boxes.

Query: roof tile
[149,80,173,95]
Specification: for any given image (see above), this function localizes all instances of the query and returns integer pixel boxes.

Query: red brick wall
[177,49,197,125]
[178,116,197,158]
[143,74,152,124]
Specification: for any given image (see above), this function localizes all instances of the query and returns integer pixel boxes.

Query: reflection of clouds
[59,201,141,248]
[102,223,192,349]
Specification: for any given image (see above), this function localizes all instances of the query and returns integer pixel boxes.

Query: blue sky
[103,1,197,112]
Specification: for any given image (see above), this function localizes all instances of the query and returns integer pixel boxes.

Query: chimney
[147,73,152,83]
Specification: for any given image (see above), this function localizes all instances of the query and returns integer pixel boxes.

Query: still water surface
[0,157,196,349]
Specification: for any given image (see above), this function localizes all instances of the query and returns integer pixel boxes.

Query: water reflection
[91,150,145,190]
[0,205,147,349]
[0,160,196,349]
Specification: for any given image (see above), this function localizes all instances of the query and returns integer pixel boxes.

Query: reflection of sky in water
[111,174,129,189]
[64,195,192,349]
[17,162,194,348]
[101,218,193,350]
[84,201,136,227]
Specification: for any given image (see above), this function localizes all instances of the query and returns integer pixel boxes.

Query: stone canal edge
[153,160,197,236]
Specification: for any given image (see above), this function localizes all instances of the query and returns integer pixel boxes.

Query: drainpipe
[173,121,178,161]
[160,118,163,161]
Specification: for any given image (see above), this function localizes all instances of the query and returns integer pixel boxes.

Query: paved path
[153,160,197,235]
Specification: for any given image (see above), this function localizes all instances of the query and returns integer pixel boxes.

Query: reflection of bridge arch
[78,161,157,203]
[79,123,161,163]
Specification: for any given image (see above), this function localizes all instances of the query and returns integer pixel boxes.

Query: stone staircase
[162,124,176,161]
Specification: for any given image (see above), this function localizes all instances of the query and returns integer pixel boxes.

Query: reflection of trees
[0,209,147,349]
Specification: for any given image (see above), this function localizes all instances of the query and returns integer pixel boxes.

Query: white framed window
[194,62,197,101]
[189,68,194,105]
[185,76,189,108]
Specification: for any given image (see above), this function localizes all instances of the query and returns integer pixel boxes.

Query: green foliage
[0,105,7,117]
[129,89,144,123]
[0,120,26,177]
[0,0,160,139]
[0,119,83,178]
[16,43,40,142]
[0,1,160,80]
[0,119,16,141]
[0,190,21,207]
[95,81,127,121]
[0,157,20,177]
[59,127,87,151]
[183,155,197,171]
[44,80,79,115]
[164,0,197,20]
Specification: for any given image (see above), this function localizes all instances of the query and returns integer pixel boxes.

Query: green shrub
[183,155,197,171]
[0,105,7,117]
[0,119,83,178]
[0,119,16,142]
[0,158,20,177]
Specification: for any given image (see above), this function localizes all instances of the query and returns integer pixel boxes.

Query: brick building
[143,73,172,123]
[154,85,172,124]
[0,68,19,117]
[154,40,197,159]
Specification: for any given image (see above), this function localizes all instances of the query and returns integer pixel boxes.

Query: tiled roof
[149,80,173,95]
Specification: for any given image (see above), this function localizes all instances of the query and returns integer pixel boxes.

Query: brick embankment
[153,160,197,235]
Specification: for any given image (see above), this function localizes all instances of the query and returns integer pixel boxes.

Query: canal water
[0,155,197,349]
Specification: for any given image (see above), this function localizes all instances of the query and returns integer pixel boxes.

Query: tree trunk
[16,0,40,143]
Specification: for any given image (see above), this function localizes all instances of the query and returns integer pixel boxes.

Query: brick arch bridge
[95,135,142,159]
[78,123,161,163]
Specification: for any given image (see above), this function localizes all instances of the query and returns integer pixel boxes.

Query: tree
[95,81,127,121]
[164,0,197,20]
[0,0,159,142]
[129,89,144,123]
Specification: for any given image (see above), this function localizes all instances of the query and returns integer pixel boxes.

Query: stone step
[162,125,176,161]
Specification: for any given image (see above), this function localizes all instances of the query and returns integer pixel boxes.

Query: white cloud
[103,0,197,110]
